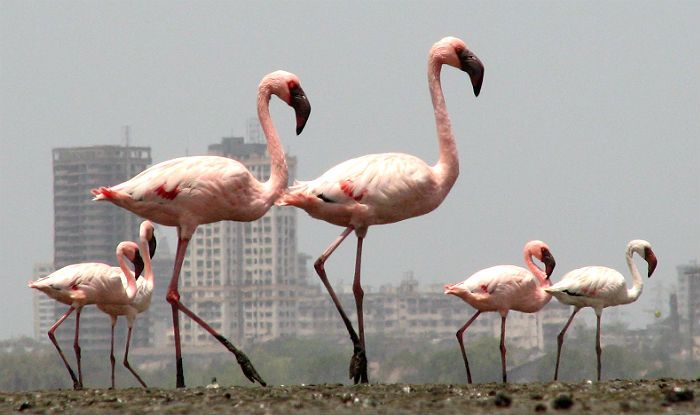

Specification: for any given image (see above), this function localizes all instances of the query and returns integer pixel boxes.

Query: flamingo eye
[287,80,298,90]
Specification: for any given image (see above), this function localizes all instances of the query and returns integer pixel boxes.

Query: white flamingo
[277,36,484,383]
[90,70,311,387]
[98,221,157,389]
[444,240,556,383]
[29,241,144,389]
[545,239,658,381]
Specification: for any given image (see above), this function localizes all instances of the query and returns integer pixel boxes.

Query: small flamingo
[98,221,157,389]
[29,241,144,389]
[545,239,657,381]
[444,240,556,383]
[277,36,484,383]
[91,70,311,387]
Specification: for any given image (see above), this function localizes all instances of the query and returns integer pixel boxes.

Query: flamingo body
[92,156,271,234]
[445,264,552,314]
[280,152,443,229]
[444,240,556,383]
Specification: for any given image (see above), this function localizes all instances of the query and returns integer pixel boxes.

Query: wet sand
[1,379,696,414]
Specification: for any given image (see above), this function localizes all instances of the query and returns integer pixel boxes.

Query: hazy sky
[1,1,698,340]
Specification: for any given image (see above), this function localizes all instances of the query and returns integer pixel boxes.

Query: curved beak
[289,85,311,135]
[133,251,145,279]
[148,230,157,259]
[645,247,658,278]
[542,249,556,279]
[458,49,484,97]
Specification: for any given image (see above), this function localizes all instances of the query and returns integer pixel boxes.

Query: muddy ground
[1,379,697,414]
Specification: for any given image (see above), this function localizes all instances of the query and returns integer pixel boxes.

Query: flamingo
[277,36,484,383]
[444,240,556,383]
[90,70,311,388]
[545,239,657,382]
[97,220,157,389]
[29,241,145,390]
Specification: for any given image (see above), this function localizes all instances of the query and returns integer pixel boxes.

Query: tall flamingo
[444,240,556,383]
[98,221,157,389]
[545,239,657,382]
[29,241,145,390]
[91,70,311,388]
[277,36,484,383]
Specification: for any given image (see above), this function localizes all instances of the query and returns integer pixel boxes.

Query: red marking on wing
[154,184,179,200]
[480,284,489,293]
[339,180,366,202]
[92,187,116,199]
[71,284,79,291]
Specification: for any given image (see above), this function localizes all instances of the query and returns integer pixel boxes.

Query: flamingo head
[262,70,312,135]
[628,240,657,278]
[432,36,484,97]
[117,241,145,279]
[525,240,556,278]
[139,220,157,259]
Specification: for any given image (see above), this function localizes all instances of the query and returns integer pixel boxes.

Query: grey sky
[1,1,698,340]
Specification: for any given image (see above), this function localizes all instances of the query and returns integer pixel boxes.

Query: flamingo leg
[554,307,580,381]
[350,235,368,384]
[167,237,265,388]
[47,306,81,390]
[73,306,83,388]
[123,321,147,388]
[500,314,507,383]
[109,317,117,389]
[595,312,602,382]
[455,310,481,384]
[313,226,366,384]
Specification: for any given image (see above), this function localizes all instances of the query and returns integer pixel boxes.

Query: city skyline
[2,1,699,340]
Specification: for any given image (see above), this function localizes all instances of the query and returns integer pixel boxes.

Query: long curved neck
[116,250,137,300]
[139,240,154,290]
[524,251,551,289]
[625,249,644,302]
[429,57,459,196]
[257,85,289,203]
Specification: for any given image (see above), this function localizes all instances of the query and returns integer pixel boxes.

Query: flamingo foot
[349,344,368,384]
[72,380,83,390]
[235,353,267,387]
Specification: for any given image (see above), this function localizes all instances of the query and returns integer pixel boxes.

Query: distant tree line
[1,327,697,392]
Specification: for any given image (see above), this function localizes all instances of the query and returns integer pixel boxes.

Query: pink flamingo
[97,221,157,389]
[444,240,556,383]
[545,239,657,381]
[90,70,311,388]
[29,241,145,390]
[277,36,484,383]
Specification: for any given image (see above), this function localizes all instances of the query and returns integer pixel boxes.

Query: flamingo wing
[547,266,625,301]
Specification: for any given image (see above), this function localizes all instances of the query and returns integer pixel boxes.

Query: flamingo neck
[524,250,551,289]
[139,240,154,291]
[257,84,289,204]
[116,249,137,301]
[428,57,459,196]
[625,248,644,303]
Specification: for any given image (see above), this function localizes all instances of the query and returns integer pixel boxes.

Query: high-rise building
[677,260,700,359]
[51,144,152,349]
[31,262,56,342]
[178,136,307,348]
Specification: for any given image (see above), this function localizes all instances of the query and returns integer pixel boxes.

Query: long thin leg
[109,316,117,389]
[500,314,507,383]
[166,237,189,388]
[456,310,481,384]
[166,237,265,388]
[48,306,81,390]
[595,312,602,382]
[73,306,83,388]
[123,321,147,388]
[554,307,580,381]
[313,227,367,384]
[351,236,369,384]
